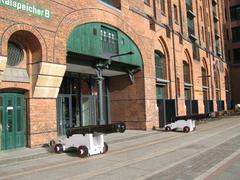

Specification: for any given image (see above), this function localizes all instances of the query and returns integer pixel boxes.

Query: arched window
[174,4,178,24]
[7,42,24,66]
[202,66,210,113]
[214,63,223,111]
[160,0,166,14]
[155,51,168,100]
[183,61,190,84]
[155,52,166,80]
[225,71,231,110]
[214,64,220,90]
[183,61,193,115]
[201,67,208,87]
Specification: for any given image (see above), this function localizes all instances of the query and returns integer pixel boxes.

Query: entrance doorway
[57,72,109,136]
[0,93,25,150]
[57,94,98,136]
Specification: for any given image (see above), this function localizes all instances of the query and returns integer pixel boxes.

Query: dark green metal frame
[0,93,25,150]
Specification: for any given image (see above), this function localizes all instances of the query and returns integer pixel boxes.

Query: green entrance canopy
[67,23,143,70]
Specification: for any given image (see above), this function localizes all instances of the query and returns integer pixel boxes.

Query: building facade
[224,0,240,105]
[0,0,228,150]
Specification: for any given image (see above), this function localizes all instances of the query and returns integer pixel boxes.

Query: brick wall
[27,98,57,147]
[0,0,229,147]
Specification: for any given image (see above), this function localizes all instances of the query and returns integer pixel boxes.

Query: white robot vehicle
[164,119,196,133]
[52,122,126,158]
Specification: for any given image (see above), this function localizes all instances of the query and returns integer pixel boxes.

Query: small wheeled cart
[164,119,196,133]
[52,122,126,158]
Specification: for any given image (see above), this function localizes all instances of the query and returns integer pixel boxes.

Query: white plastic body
[57,133,105,156]
[235,104,240,112]
[164,119,196,132]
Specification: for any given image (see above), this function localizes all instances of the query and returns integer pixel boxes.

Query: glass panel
[63,97,70,129]
[7,42,24,66]
[214,65,219,88]
[156,86,165,99]
[101,0,121,9]
[72,95,80,128]
[17,97,21,107]
[174,5,178,23]
[232,27,240,42]
[184,88,191,100]
[59,77,71,94]
[7,97,13,133]
[230,5,240,21]
[155,52,165,79]
[101,26,118,55]
[201,68,208,87]
[186,0,192,11]
[187,16,195,35]
[192,43,200,60]
[203,89,208,100]
[8,97,13,107]
[17,110,21,132]
[183,62,191,83]
[233,48,240,64]
[8,110,13,132]
[102,0,113,5]
[72,79,80,95]
[160,0,165,14]
[82,96,91,126]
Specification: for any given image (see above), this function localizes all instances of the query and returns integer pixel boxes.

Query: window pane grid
[183,62,191,83]
[101,26,118,54]
[155,53,166,79]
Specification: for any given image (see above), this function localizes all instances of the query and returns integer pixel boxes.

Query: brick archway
[1,24,47,62]
[53,8,154,130]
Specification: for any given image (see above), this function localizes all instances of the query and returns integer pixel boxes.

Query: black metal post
[96,68,105,125]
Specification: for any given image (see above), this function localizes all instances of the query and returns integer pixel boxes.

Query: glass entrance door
[57,73,110,135]
[57,95,72,136]
[0,93,25,150]
[82,95,97,126]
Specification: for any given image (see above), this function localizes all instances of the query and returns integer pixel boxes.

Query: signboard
[0,0,51,19]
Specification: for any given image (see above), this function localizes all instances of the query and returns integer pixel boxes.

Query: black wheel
[183,126,190,133]
[165,126,171,131]
[102,142,108,154]
[49,140,55,147]
[117,123,126,133]
[54,144,63,153]
[78,145,88,158]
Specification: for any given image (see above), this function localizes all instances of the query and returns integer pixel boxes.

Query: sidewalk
[0,129,157,165]
[0,115,238,166]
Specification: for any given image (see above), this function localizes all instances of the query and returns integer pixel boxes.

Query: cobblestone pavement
[0,116,240,180]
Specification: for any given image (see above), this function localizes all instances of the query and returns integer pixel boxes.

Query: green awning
[67,23,142,70]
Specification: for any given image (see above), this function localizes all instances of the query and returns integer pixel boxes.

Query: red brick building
[0,0,228,150]
[224,0,240,106]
